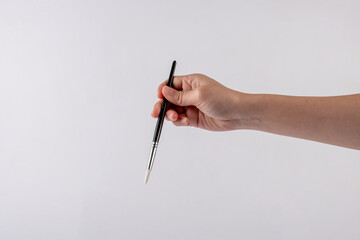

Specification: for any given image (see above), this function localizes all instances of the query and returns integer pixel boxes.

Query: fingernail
[163,86,174,96]
[181,118,188,124]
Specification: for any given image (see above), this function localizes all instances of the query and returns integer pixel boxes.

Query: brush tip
[145,169,151,184]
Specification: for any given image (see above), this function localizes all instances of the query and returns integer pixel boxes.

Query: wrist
[232,91,264,130]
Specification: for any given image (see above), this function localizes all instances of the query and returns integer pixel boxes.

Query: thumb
[162,86,197,106]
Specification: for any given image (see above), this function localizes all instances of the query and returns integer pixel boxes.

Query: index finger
[156,75,188,99]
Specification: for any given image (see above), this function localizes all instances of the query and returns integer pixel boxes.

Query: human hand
[151,74,251,131]
[152,74,360,149]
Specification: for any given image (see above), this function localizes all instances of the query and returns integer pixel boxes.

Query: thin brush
[145,60,177,184]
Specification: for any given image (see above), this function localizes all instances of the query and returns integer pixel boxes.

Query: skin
[151,74,360,150]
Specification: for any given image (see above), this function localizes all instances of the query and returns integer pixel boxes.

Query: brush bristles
[145,169,151,184]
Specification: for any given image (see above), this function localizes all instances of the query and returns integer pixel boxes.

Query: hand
[150,74,360,149]
[151,74,250,131]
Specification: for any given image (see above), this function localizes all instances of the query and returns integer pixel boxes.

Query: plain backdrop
[0,0,360,239]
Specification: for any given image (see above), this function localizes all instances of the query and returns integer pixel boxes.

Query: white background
[1,0,360,239]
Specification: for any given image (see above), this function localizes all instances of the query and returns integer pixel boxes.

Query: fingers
[172,113,189,126]
[166,109,178,121]
[162,86,197,107]
[172,75,186,89]
[151,100,183,121]
[157,81,166,99]
[156,75,193,99]
[153,74,197,126]
[151,99,163,118]
[151,100,189,125]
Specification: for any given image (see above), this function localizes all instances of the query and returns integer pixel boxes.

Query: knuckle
[192,73,204,79]
[175,92,183,105]
[195,87,205,101]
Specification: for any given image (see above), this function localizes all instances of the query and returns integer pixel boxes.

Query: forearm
[237,92,360,150]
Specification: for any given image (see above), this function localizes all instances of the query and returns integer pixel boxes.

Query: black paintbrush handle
[152,60,177,143]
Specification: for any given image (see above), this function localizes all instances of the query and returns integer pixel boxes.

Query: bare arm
[151,74,360,150]
[236,93,360,150]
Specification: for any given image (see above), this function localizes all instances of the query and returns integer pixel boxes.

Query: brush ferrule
[147,142,158,170]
